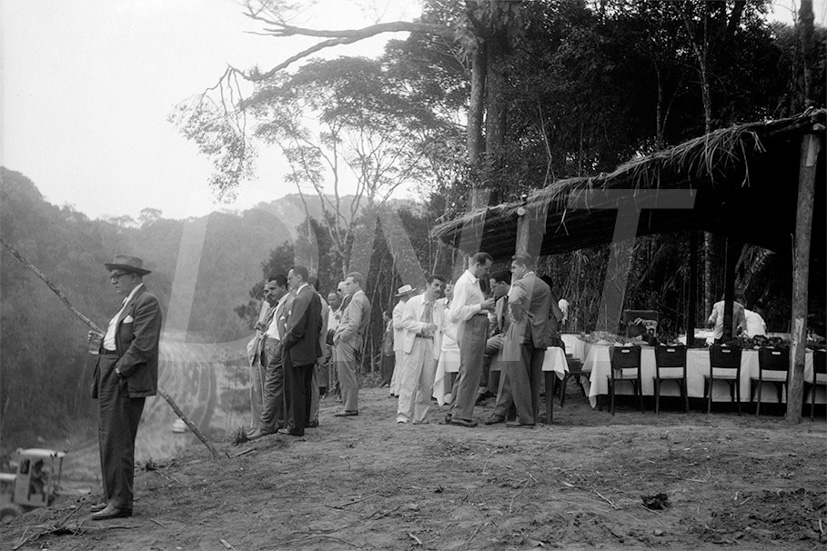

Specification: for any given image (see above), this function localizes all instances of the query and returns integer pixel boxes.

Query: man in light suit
[88,255,162,520]
[245,295,272,431]
[247,274,291,439]
[390,284,415,397]
[396,275,446,424]
[281,266,323,437]
[333,272,371,416]
[485,253,551,427]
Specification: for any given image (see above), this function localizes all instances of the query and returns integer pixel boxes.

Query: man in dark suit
[485,253,551,427]
[281,266,323,436]
[88,255,162,520]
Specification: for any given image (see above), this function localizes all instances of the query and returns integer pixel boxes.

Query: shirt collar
[122,283,144,306]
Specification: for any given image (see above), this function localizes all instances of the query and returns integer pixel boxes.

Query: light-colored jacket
[392,299,407,352]
[401,293,444,360]
[334,290,371,347]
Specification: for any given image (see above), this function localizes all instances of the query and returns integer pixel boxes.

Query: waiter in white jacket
[396,275,446,424]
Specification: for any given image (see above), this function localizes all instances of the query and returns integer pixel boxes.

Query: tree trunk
[787,131,821,424]
[799,0,816,107]
[467,47,487,165]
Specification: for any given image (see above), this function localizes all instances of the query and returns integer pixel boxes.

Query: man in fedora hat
[389,284,416,397]
[88,254,162,520]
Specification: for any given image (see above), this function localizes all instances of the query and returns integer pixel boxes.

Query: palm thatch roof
[432,109,826,258]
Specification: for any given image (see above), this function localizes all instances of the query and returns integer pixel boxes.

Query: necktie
[421,300,433,324]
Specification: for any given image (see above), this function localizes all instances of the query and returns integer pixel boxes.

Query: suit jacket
[334,290,371,348]
[400,293,444,360]
[490,294,509,336]
[93,285,163,399]
[282,284,322,366]
[506,272,551,349]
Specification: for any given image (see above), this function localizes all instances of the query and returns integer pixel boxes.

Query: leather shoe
[278,428,304,436]
[484,414,505,425]
[91,504,132,520]
[334,410,358,417]
[450,417,478,428]
[246,428,276,440]
[90,502,108,513]
[307,420,319,428]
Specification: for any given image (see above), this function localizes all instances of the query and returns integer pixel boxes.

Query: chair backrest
[814,349,826,375]
[709,344,741,371]
[655,345,687,368]
[611,345,642,378]
[758,347,790,374]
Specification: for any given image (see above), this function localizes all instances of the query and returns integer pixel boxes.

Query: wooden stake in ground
[0,237,220,459]
[787,129,822,424]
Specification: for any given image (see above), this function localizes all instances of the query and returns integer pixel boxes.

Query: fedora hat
[395,284,415,297]
[104,254,151,276]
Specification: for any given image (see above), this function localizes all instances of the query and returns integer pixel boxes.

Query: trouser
[310,364,319,423]
[335,341,360,411]
[484,334,505,396]
[390,350,405,395]
[396,338,436,423]
[450,314,489,421]
[260,342,285,431]
[97,354,145,510]
[249,353,266,429]
[381,352,395,386]
[494,343,544,424]
[284,354,314,435]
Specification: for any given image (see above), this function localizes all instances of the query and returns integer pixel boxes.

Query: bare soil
[3,384,826,551]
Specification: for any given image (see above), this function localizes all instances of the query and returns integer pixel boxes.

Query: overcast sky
[2,0,824,221]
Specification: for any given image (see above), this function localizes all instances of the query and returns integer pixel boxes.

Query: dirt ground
[3,382,826,551]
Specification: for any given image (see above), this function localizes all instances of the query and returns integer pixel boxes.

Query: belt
[102,349,119,356]
[416,335,433,339]
[473,312,489,317]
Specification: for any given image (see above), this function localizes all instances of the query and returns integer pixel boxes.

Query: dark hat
[104,254,151,276]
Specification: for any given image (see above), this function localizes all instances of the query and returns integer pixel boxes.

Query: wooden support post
[722,237,740,341]
[687,231,698,347]
[516,207,530,255]
[788,130,822,424]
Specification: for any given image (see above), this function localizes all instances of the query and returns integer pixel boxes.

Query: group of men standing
[391,251,560,429]
[246,270,373,436]
[84,250,556,521]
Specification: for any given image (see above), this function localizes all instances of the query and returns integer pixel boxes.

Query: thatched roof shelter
[432,109,826,258]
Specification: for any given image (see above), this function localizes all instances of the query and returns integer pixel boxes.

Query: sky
[1,0,419,221]
[2,0,825,222]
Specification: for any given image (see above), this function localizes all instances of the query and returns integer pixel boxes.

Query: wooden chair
[750,347,790,416]
[806,349,826,420]
[705,344,742,415]
[653,345,688,414]
[608,345,643,415]
[558,358,586,407]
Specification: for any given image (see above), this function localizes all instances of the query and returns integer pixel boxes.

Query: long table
[561,335,823,409]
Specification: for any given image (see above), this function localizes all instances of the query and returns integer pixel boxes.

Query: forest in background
[3,0,826,452]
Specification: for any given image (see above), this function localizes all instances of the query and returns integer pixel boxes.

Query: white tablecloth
[576,338,821,409]
[542,346,569,379]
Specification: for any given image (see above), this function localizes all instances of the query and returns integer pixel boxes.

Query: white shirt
[744,309,767,338]
[448,269,485,323]
[103,283,144,351]
[265,293,291,341]
[558,298,569,322]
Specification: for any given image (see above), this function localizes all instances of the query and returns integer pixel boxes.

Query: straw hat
[395,284,415,297]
